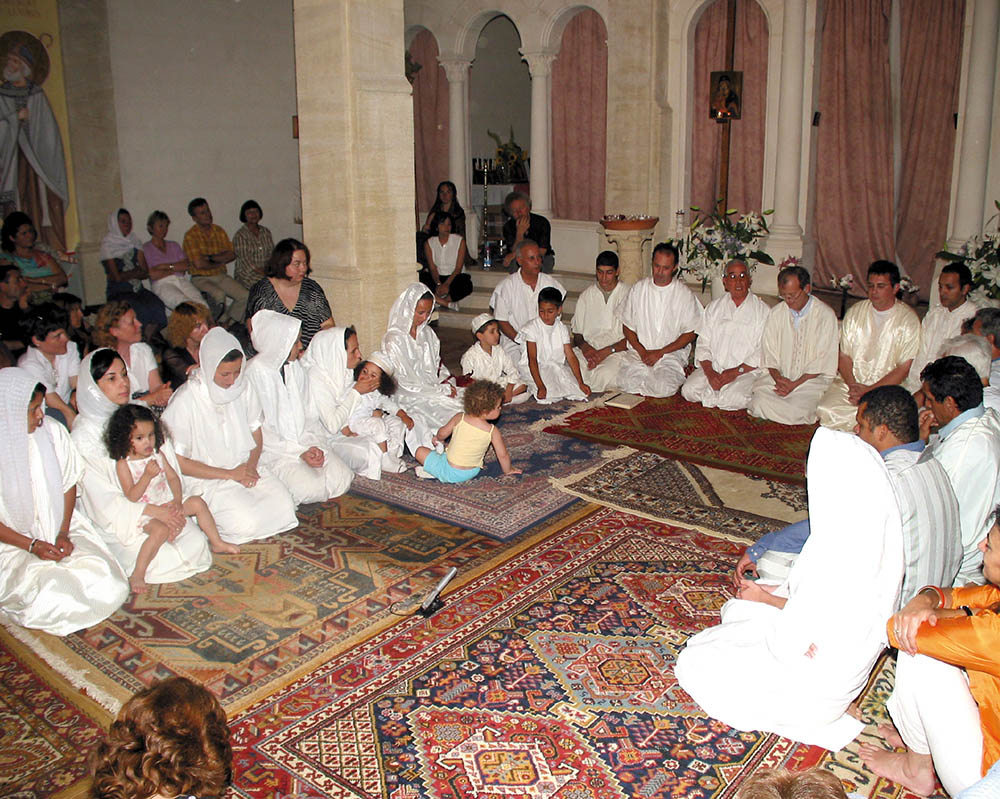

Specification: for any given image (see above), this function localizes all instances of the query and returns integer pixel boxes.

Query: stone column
[293,0,415,351]
[58,0,123,305]
[602,226,656,284]
[521,50,557,217]
[439,57,472,216]
[948,0,1000,249]
[766,0,807,259]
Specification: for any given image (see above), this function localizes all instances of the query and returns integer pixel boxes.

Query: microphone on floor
[418,567,458,617]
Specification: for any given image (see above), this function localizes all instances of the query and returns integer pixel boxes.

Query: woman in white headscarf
[162,328,297,544]
[302,326,386,479]
[380,283,462,450]
[72,349,213,584]
[245,309,353,503]
[0,367,129,634]
[99,208,166,332]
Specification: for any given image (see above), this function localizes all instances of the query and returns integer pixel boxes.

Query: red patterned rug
[228,507,935,799]
[545,396,816,484]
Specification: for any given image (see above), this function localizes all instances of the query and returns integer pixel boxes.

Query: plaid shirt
[183,224,233,276]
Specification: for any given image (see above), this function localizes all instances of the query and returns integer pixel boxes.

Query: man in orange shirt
[860,508,1000,796]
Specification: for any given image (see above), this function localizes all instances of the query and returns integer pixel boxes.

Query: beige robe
[816,300,920,431]
[749,297,839,425]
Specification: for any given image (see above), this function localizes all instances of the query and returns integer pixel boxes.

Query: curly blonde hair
[462,379,504,416]
[164,301,212,348]
[92,300,133,348]
[736,768,847,799]
[90,677,232,799]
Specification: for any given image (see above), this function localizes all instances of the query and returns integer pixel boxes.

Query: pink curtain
[551,9,608,221]
[690,0,769,216]
[896,0,965,298]
[410,30,449,219]
[814,0,896,291]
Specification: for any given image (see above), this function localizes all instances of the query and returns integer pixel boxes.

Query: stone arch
[536,1,610,54]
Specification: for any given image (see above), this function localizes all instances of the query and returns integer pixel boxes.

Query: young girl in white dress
[342,352,411,473]
[105,403,237,593]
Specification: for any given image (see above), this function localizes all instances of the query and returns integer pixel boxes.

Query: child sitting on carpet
[460,312,528,404]
[343,352,413,473]
[90,676,232,799]
[519,287,590,404]
[105,403,238,593]
[414,379,521,483]
[736,768,850,798]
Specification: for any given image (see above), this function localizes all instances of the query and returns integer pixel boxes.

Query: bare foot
[877,722,906,749]
[858,743,937,796]
[211,540,240,555]
[129,576,148,594]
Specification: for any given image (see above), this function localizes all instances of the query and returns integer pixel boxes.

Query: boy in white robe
[676,427,904,752]
[681,260,769,410]
[749,267,839,425]
[519,287,590,404]
[571,251,631,392]
[303,326,386,480]
[162,328,297,544]
[817,261,920,431]
[461,312,527,404]
[246,309,353,504]
[0,368,129,635]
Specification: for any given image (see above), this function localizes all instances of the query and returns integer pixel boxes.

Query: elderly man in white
[971,307,1000,412]
[490,239,566,363]
[616,242,703,398]
[749,266,839,425]
[681,259,769,410]
[571,250,630,392]
[905,263,978,391]
[817,260,921,431]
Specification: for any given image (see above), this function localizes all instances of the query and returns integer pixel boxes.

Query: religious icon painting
[710,70,742,121]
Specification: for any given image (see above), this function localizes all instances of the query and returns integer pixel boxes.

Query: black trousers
[418,268,473,302]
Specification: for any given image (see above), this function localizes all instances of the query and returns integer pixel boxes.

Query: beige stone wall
[294,0,416,352]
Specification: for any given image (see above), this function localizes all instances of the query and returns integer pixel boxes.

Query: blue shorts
[422,451,480,483]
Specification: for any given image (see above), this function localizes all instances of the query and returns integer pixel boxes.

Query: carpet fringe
[527,393,612,432]
[1,619,122,714]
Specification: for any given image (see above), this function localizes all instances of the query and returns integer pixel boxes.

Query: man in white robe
[681,259,769,410]
[617,242,703,398]
[0,368,128,635]
[490,240,566,363]
[817,261,921,431]
[570,251,630,392]
[919,355,1000,584]
[749,266,839,425]
[905,264,978,391]
[675,427,904,751]
[246,310,353,504]
[162,328,298,545]
[971,308,1000,413]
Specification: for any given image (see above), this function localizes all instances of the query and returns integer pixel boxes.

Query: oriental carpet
[545,395,817,485]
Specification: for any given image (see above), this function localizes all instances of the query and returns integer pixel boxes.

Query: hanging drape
[895,0,965,296]
[690,0,769,217]
[551,9,608,221]
[410,29,450,219]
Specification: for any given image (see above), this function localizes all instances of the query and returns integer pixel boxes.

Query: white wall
[469,14,532,162]
[106,0,302,246]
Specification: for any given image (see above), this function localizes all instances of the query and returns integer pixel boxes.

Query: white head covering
[471,313,495,334]
[0,367,62,533]
[941,334,992,381]
[302,326,353,398]
[366,351,394,377]
[99,209,143,261]
[77,348,127,423]
[197,328,247,405]
[385,283,436,338]
[250,309,301,372]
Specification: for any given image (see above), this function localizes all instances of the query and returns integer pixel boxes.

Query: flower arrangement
[778,255,802,271]
[937,202,1000,302]
[830,274,854,291]
[680,206,774,289]
[898,276,919,295]
[487,127,528,182]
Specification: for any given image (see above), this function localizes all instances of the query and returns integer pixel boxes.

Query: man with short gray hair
[490,239,565,361]
[971,307,1000,412]
[501,192,554,272]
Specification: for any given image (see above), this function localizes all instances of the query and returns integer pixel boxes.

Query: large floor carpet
[227,505,941,799]
[545,396,817,484]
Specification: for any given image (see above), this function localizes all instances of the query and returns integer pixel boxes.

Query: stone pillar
[293,0,415,352]
[602,226,656,284]
[766,0,807,259]
[948,0,1000,248]
[439,57,471,216]
[521,50,557,217]
[58,0,123,305]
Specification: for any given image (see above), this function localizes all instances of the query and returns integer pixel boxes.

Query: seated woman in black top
[245,238,333,350]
